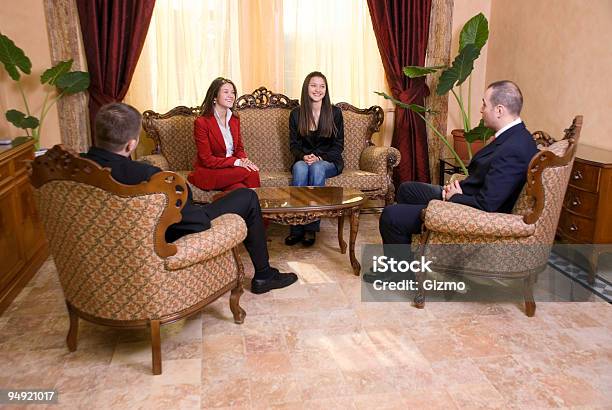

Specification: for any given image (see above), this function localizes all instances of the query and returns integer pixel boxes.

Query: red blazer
[193,114,247,169]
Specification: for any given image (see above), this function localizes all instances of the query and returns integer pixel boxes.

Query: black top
[83,147,211,239]
[450,122,538,213]
[289,105,345,173]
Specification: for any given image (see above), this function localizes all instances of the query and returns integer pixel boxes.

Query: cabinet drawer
[569,162,600,193]
[563,186,598,217]
[558,210,595,243]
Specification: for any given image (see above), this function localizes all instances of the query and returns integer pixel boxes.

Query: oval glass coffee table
[253,186,366,275]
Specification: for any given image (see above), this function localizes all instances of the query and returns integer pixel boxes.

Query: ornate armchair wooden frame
[30,145,247,374]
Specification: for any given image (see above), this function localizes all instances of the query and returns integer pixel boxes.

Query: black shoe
[251,268,298,294]
[302,231,316,247]
[285,234,304,246]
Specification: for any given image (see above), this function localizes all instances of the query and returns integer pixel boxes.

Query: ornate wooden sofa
[140,87,401,205]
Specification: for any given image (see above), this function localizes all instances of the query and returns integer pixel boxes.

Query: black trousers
[168,188,271,279]
[379,181,443,247]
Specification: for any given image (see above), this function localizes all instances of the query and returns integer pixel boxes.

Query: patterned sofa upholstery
[412,116,583,317]
[141,87,401,205]
[30,145,248,375]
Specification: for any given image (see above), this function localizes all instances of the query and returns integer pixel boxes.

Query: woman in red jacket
[188,77,261,191]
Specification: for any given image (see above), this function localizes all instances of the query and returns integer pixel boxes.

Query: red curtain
[367,0,432,185]
[76,0,155,144]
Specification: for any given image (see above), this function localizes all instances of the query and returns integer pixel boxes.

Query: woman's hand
[303,154,320,165]
[239,158,259,171]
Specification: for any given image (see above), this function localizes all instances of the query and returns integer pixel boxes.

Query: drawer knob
[573,170,583,180]
[571,197,581,207]
[569,224,578,232]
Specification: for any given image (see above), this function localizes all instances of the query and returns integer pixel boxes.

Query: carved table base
[262,207,362,275]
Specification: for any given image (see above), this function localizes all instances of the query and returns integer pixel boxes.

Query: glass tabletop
[253,186,366,212]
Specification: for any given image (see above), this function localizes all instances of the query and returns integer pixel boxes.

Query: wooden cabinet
[557,144,612,283]
[0,138,48,314]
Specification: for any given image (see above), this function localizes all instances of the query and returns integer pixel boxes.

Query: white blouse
[214,108,241,166]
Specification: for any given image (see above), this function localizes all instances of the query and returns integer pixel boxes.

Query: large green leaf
[41,59,73,85]
[459,13,489,52]
[436,44,480,95]
[403,65,446,78]
[55,71,90,94]
[463,119,495,143]
[374,91,434,113]
[6,109,39,129]
[0,33,32,81]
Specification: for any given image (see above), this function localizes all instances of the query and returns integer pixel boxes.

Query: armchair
[30,145,247,374]
[413,116,583,316]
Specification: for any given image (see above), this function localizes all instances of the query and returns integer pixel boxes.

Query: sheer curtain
[125,0,390,114]
[283,0,388,108]
[126,0,242,112]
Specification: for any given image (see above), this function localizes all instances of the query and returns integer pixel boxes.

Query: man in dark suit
[84,102,297,294]
[367,81,538,281]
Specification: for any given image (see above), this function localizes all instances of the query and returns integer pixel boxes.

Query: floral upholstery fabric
[165,214,247,270]
[511,185,534,216]
[424,200,536,237]
[34,180,243,321]
[152,114,198,171]
[141,98,398,203]
[341,110,376,170]
[325,170,387,192]
[360,145,401,175]
[237,108,294,172]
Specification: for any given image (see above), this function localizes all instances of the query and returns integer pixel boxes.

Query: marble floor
[0,214,611,409]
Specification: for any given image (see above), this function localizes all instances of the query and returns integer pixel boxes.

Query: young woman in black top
[285,71,345,246]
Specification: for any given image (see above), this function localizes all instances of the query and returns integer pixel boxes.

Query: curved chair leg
[523,274,536,317]
[230,247,246,324]
[150,319,162,375]
[66,302,79,352]
[230,284,246,324]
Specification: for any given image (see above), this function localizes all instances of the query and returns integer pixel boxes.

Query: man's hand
[239,158,259,171]
[444,180,463,200]
[303,154,319,165]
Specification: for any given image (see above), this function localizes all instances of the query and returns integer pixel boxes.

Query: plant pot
[452,129,485,162]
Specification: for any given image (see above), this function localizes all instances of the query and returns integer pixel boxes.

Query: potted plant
[0,32,90,149]
[377,13,493,175]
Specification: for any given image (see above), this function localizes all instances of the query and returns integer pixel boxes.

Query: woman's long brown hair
[200,77,238,116]
[298,71,336,138]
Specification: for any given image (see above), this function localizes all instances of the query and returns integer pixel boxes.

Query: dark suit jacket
[289,105,345,173]
[83,147,210,240]
[450,122,538,213]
